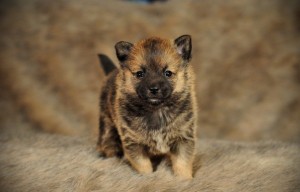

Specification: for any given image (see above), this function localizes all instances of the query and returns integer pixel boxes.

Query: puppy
[97,35,197,179]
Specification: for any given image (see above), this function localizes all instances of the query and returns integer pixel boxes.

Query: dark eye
[164,70,173,77]
[136,71,144,78]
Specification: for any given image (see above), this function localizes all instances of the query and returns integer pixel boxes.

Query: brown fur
[1,0,299,141]
[97,36,197,179]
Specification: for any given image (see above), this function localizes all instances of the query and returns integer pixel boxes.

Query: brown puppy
[97,35,197,179]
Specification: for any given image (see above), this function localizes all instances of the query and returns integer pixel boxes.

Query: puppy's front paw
[137,164,153,174]
[129,157,153,174]
[97,145,123,158]
[171,155,194,180]
[175,171,193,180]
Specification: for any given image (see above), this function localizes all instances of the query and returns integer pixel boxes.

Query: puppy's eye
[164,70,173,77]
[136,71,144,78]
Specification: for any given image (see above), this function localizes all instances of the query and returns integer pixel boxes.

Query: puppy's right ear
[174,35,192,62]
[115,41,133,65]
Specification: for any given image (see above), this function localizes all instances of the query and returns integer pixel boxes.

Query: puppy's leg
[123,139,152,174]
[170,138,195,179]
[97,115,123,158]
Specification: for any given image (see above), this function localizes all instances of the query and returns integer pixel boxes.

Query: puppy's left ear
[115,41,133,66]
[174,35,192,62]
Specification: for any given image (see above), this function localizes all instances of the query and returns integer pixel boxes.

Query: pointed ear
[174,35,192,62]
[115,41,133,64]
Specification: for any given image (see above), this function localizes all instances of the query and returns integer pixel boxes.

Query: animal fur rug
[0,126,299,191]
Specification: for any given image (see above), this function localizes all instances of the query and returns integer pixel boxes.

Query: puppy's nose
[149,87,159,95]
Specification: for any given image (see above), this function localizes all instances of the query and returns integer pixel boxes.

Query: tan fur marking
[125,153,153,174]
[171,156,193,179]
[170,143,195,179]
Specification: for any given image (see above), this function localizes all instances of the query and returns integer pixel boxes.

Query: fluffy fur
[0,129,299,191]
[97,36,197,178]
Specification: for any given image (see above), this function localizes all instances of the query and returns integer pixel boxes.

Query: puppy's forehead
[128,37,181,71]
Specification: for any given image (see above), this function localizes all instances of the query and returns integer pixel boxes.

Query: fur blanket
[0,0,300,191]
[1,127,299,191]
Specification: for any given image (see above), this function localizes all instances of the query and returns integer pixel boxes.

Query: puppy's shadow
[97,151,124,159]
[192,153,203,176]
[150,155,167,172]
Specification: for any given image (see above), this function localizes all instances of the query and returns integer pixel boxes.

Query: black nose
[149,87,159,95]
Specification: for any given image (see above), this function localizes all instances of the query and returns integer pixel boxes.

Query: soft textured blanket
[1,129,299,191]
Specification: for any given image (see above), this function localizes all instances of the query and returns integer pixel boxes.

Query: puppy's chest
[142,108,175,130]
[146,130,173,154]
[142,110,179,154]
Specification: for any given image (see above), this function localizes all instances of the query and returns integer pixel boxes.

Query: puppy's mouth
[147,98,164,105]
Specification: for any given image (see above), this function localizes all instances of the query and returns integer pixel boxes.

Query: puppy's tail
[98,54,117,75]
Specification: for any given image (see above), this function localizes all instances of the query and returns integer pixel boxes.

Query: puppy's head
[115,35,192,106]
